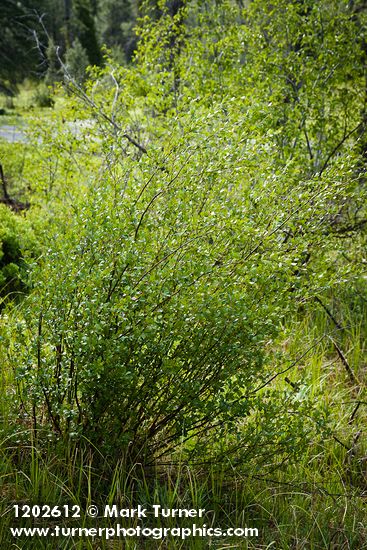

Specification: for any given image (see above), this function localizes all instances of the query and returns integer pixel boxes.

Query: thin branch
[349,401,361,424]
[0,164,10,200]
[56,48,147,154]
[302,121,313,160]
[330,337,358,384]
[314,296,343,330]
[284,376,300,391]
[318,121,364,176]
[37,312,62,435]
[332,435,350,451]
[134,189,164,240]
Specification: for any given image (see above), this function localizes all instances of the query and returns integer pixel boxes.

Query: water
[0,125,27,143]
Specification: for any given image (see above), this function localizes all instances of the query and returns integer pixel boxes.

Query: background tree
[71,0,102,65]
[0,0,49,91]
[97,0,137,61]
[64,38,90,83]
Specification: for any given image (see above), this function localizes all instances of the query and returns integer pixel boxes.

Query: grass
[0,443,366,548]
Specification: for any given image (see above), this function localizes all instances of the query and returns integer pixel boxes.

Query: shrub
[14,112,349,468]
[10,0,366,473]
[0,205,34,307]
[32,84,54,108]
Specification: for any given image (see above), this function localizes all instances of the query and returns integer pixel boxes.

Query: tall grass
[1,441,366,548]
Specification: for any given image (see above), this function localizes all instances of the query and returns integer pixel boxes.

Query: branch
[56,48,147,154]
[0,164,30,212]
[329,337,358,384]
[37,312,62,435]
[0,164,9,199]
[314,296,343,330]
[349,401,361,424]
[318,121,364,176]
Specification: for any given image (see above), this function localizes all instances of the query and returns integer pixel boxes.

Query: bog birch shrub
[12,0,367,467]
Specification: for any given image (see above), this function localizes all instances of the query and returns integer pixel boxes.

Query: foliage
[0,5,366,550]
[97,0,138,62]
[72,0,102,66]
[32,83,55,108]
[5,1,363,474]
[64,39,90,84]
[0,205,35,308]
[45,38,61,86]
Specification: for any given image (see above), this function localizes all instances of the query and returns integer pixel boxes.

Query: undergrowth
[1,286,366,549]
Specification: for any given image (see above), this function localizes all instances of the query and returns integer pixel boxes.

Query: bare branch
[330,337,358,384]
[56,48,147,154]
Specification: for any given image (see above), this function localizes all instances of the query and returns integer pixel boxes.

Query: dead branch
[56,48,147,154]
[330,337,357,384]
[314,296,343,330]
[0,164,30,212]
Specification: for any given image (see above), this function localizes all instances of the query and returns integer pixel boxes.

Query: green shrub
[0,205,34,307]
[14,113,346,468]
[32,83,54,108]
[10,0,367,474]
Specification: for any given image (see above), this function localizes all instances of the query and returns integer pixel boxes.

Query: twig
[284,376,300,391]
[56,48,147,154]
[314,296,343,330]
[329,337,357,384]
[349,401,361,424]
[0,164,10,200]
[332,435,350,451]
[318,121,364,176]
[37,313,62,435]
